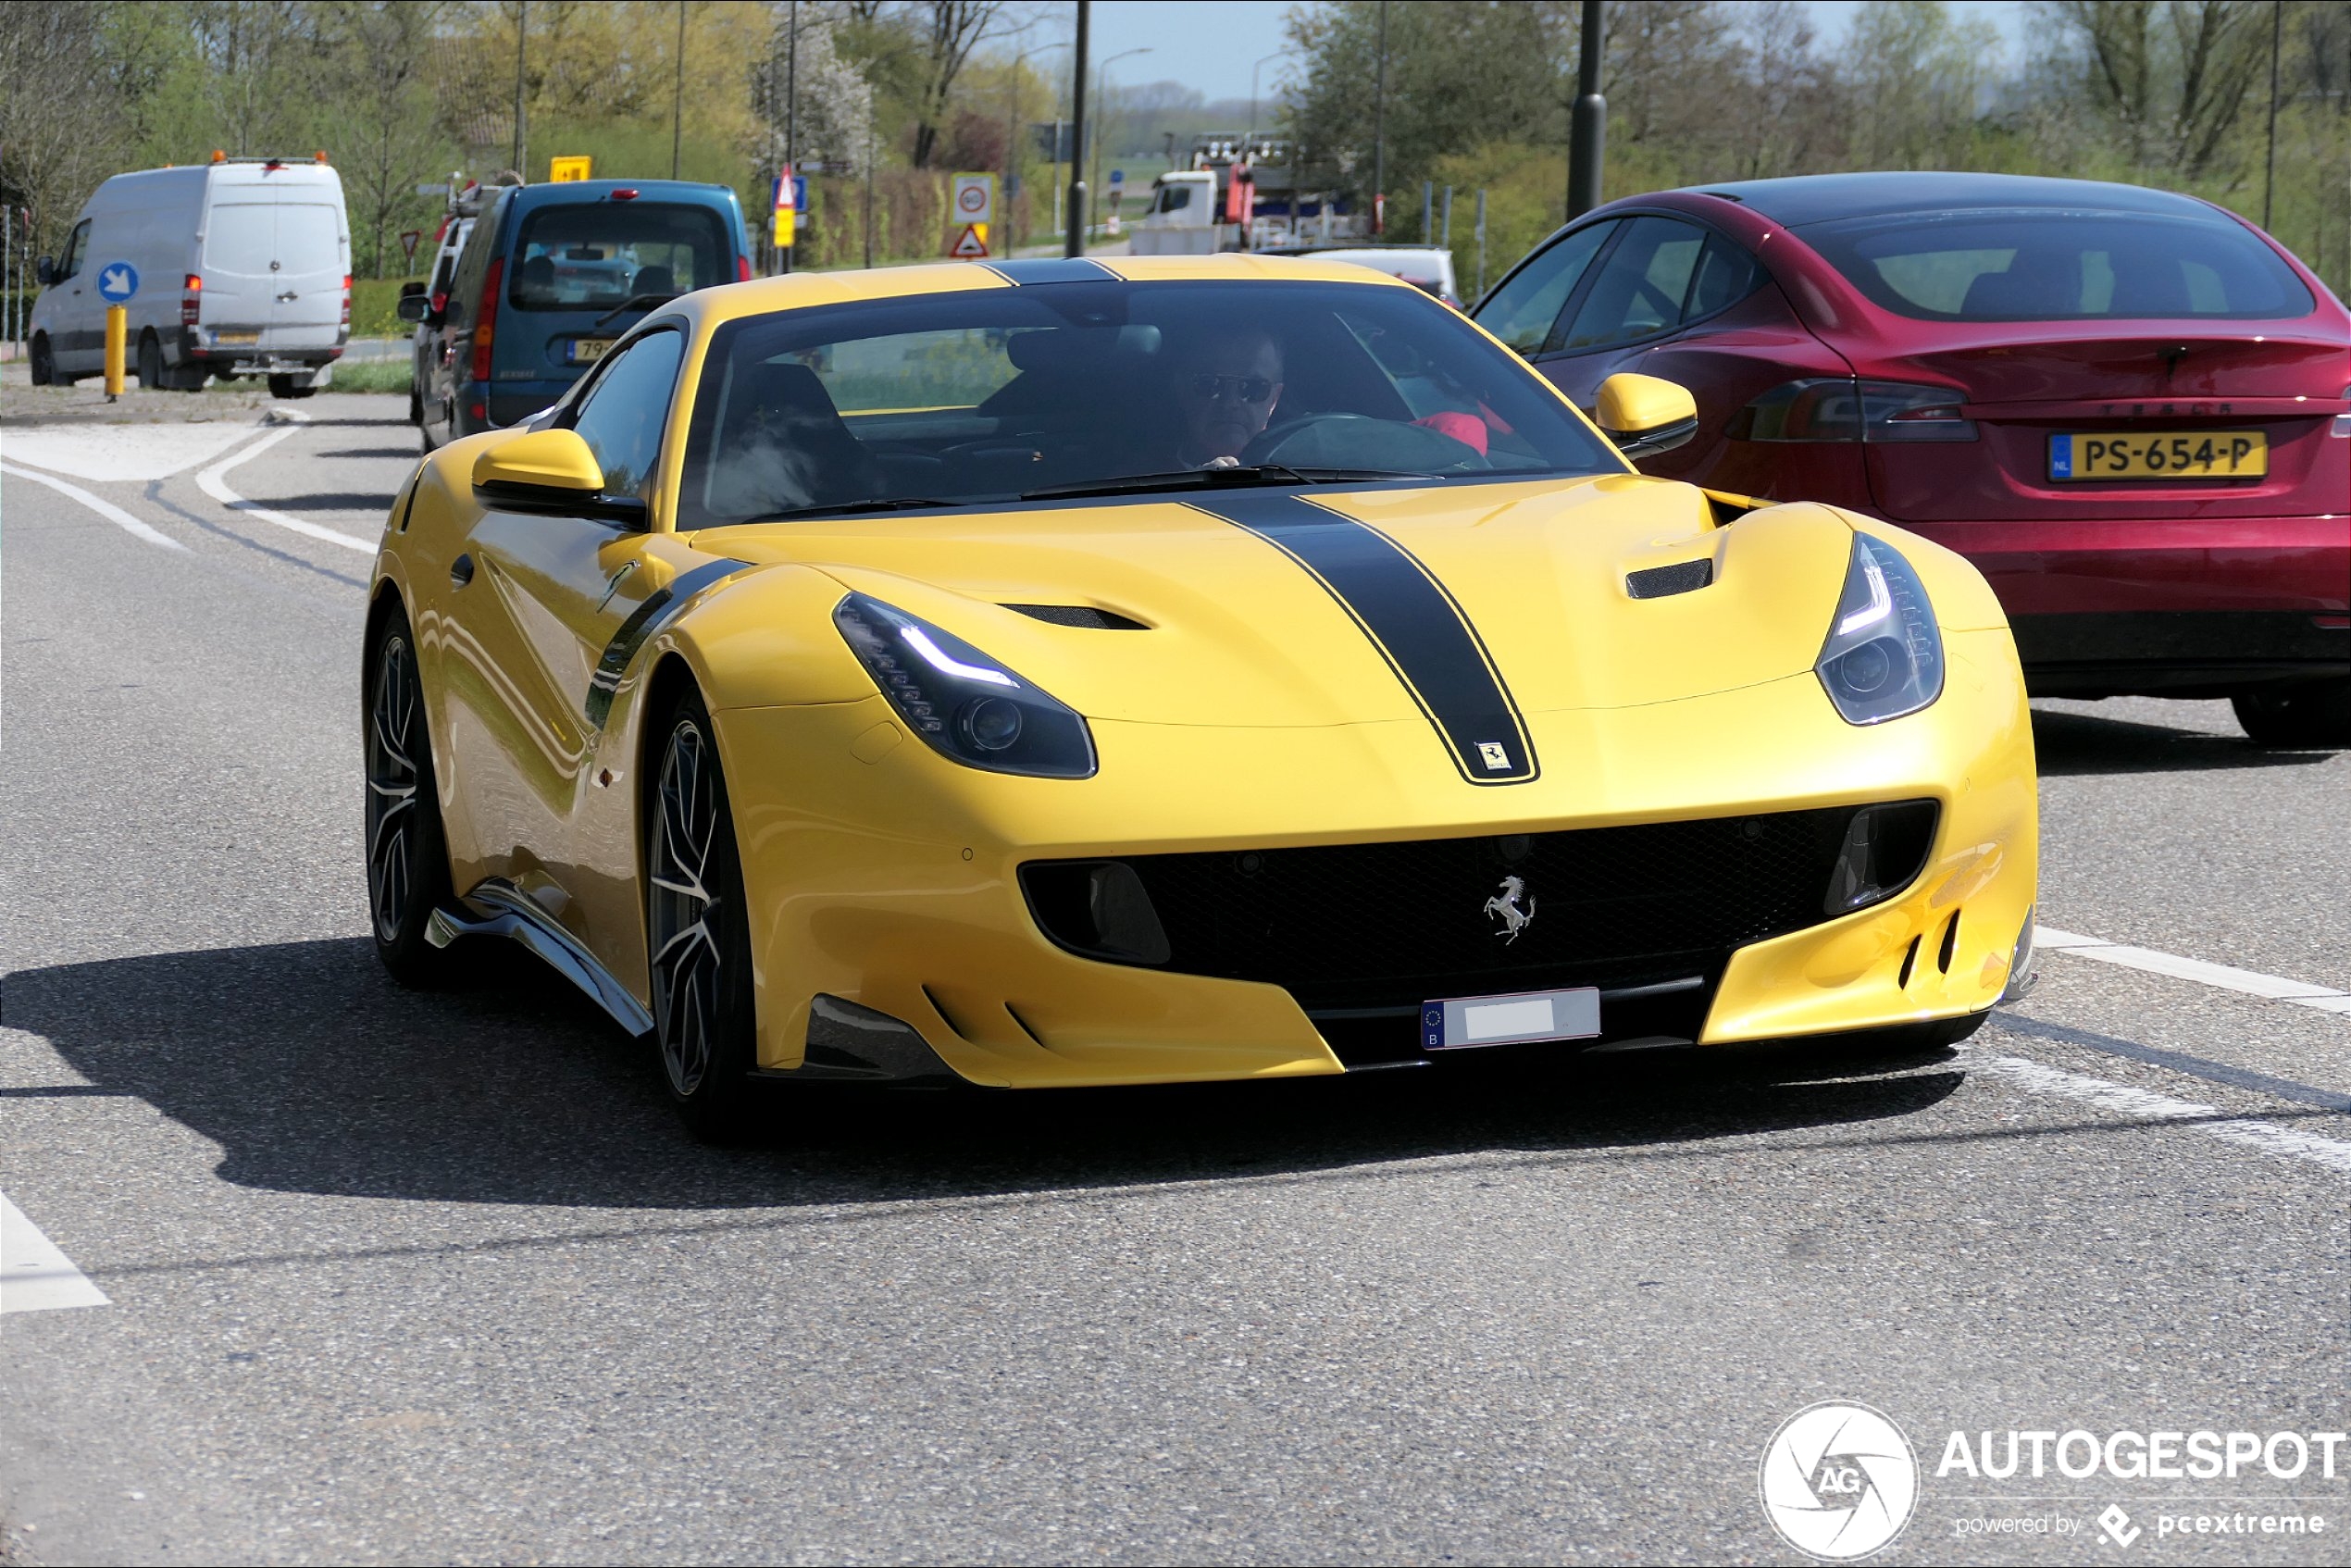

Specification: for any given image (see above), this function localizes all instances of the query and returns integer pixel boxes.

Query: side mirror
[471,429,646,527]
[395,293,430,323]
[399,280,427,297]
[1595,373,1699,459]
[35,256,55,287]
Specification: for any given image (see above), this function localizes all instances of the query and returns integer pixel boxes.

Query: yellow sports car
[365,254,2037,1133]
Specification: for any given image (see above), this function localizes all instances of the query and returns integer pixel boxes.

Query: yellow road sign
[550,156,591,182]
[950,222,989,259]
[773,207,797,247]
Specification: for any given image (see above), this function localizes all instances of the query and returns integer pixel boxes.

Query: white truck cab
[1127,170,1222,256]
[30,156,350,397]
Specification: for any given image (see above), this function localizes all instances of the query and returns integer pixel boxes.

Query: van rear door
[266,200,345,352]
[201,202,276,347]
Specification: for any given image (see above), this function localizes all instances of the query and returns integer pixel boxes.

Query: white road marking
[1976,1054,2351,1177]
[0,421,261,480]
[0,1192,110,1314]
[193,413,377,554]
[2038,926,2351,1014]
[1,461,189,552]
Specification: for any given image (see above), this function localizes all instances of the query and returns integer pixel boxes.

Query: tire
[646,687,762,1139]
[366,606,458,986]
[29,335,55,386]
[136,330,163,390]
[408,379,423,424]
[267,372,317,400]
[2233,680,2351,748]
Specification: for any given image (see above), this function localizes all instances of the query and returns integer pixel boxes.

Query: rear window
[1805,209,2313,321]
[507,201,728,312]
[204,205,276,275]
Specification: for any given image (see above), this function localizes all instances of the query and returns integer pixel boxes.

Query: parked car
[404,197,482,424]
[407,178,752,451]
[1473,172,2351,744]
[1265,243,1461,307]
[29,155,350,398]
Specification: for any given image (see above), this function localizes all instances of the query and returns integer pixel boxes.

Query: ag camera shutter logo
[1760,1401,1919,1560]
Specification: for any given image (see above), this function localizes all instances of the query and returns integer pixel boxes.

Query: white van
[1128,170,1223,256]
[29,157,350,397]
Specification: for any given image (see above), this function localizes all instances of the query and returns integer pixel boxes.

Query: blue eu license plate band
[1422,987,1602,1050]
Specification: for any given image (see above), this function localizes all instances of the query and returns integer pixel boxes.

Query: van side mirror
[1595,373,1699,459]
[471,429,646,528]
[35,256,55,287]
[396,293,430,324]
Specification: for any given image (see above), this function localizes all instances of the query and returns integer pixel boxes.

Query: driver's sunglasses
[1180,372,1275,404]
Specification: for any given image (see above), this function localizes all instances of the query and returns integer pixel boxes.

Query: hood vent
[1004,603,1150,630]
[1625,559,1714,600]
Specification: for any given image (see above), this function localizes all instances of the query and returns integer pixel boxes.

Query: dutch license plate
[214,330,260,347]
[1422,987,1600,1051]
[2049,430,2267,481]
[569,338,615,365]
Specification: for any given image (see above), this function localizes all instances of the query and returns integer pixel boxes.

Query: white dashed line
[1,460,189,552]
[2038,926,2351,1014]
[0,1192,110,1314]
[193,412,377,554]
[1976,1054,2351,1178]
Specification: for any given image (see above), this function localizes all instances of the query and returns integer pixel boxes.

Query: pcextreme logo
[1760,1401,1920,1561]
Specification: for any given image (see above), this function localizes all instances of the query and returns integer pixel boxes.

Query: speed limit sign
[952,173,995,226]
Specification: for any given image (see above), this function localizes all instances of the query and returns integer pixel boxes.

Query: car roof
[1677,172,2220,229]
[505,178,739,213]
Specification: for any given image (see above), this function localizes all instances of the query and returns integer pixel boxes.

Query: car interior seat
[702,360,884,516]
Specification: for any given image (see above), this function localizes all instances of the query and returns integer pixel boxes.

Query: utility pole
[863,81,877,268]
[1567,0,1605,219]
[1371,1,1387,235]
[2261,0,2282,230]
[1064,0,1089,258]
[783,0,798,273]
[511,0,528,178]
[672,0,687,180]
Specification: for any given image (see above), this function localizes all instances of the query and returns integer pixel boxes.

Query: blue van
[411,179,751,451]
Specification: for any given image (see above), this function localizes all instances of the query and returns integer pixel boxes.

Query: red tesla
[1473,172,2350,746]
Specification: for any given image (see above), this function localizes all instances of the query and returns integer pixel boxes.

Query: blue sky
[1073,1,2034,105]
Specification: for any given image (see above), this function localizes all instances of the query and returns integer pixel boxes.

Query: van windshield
[673,278,1623,527]
[508,202,728,312]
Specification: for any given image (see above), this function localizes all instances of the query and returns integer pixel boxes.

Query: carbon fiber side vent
[1003,604,1150,629]
[1624,558,1714,600]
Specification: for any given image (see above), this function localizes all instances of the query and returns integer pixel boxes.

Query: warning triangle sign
[950,224,989,259]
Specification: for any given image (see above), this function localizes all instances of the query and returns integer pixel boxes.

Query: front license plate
[1423,987,1601,1051]
[2048,430,2267,481]
[214,330,260,346]
[569,338,615,364]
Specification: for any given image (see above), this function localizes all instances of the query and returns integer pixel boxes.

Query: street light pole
[1371,1,1387,235]
[511,0,528,178]
[671,0,687,180]
[782,0,797,273]
[1567,0,1605,219]
[1089,45,1151,245]
[1064,0,1088,258]
[1246,49,1287,158]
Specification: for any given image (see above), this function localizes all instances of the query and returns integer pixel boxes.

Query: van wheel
[30,335,55,386]
[136,330,164,390]
[267,373,317,400]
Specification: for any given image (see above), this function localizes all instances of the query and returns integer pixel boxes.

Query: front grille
[1022,805,1897,1014]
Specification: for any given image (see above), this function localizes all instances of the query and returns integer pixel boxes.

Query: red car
[1473,172,2350,745]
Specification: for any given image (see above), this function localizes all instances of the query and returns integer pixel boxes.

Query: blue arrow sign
[97,262,140,303]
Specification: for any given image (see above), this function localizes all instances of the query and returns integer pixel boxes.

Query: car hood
[696,476,1859,729]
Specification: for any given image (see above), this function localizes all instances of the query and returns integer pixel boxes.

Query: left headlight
[1815,533,1944,725]
[834,592,1098,778]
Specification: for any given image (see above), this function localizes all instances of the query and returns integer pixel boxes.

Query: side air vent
[1004,603,1150,630]
[1625,558,1714,600]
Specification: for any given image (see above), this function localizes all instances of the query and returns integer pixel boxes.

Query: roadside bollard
[105,305,128,401]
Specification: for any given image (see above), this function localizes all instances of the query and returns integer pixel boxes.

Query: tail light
[471,256,504,383]
[737,255,753,282]
[340,273,352,327]
[611,188,639,201]
[1730,379,1978,442]
[180,273,202,328]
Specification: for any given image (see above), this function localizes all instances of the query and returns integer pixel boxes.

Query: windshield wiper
[741,497,962,523]
[1022,465,1431,502]
[590,291,683,330]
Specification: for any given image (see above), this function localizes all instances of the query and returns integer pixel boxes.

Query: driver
[1167,327,1285,468]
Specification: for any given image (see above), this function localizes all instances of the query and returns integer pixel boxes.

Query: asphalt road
[3,387,2346,1566]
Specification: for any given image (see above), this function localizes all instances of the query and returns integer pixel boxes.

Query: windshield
[508,201,728,312]
[675,279,1618,526]
[1802,209,2314,322]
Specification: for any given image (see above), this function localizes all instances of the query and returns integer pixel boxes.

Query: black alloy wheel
[646,688,760,1137]
[366,609,456,984]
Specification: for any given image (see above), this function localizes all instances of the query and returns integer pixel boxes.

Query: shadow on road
[254,491,402,512]
[2031,707,2335,777]
[6,939,1962,1212]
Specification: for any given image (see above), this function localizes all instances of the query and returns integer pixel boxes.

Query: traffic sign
[952,172,995,227]
[774,164,797,210]
[950,223,989,259]
[550,156,591,182]
[399,229,423,265]
[96,261,138,303]
[773,207,796,247]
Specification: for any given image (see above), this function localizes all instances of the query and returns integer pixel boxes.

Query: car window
[1685,235,1761,318]
[1158,184,1191,213]
[1474,221,1611,354]
[674,278,1624,528]
[1558,216,1709,352]
[509,202,728,312]
[57,219,90,280]
[276,203,340,265]
[204,205,276,276]
[568,329,685,503]
[1801,210,2314,321]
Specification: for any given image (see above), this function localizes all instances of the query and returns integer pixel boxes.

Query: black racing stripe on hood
[977,257,1122,286]
[1188,492,1536,784]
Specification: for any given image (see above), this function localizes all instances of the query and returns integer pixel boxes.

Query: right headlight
[1815,533,1944,725]
[834,592,1098,778]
